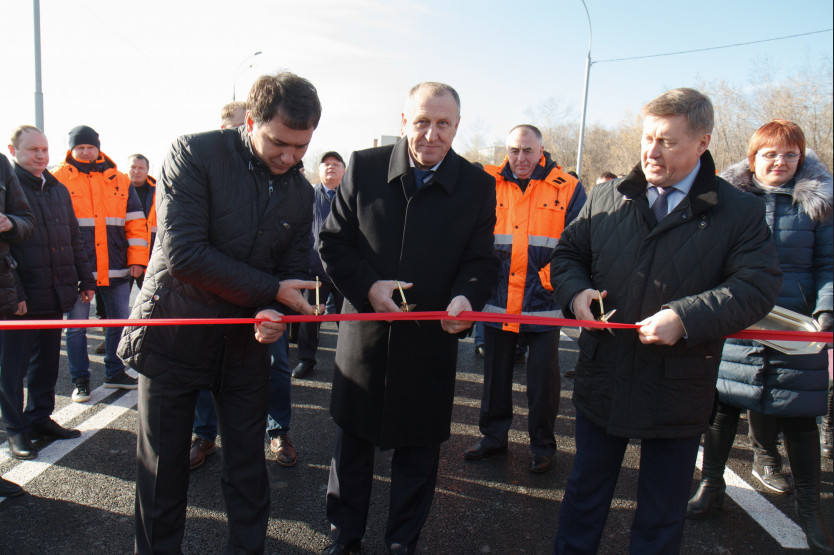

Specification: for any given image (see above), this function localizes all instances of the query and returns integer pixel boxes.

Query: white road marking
[695,443,808,549]
[1,389,138,503]
[0,380,135,465]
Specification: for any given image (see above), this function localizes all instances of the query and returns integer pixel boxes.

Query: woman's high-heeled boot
[686,411,739,520]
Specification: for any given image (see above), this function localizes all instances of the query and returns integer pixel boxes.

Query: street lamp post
[33,0,44,131]
[575,0,592,180]
[232,51,262,101]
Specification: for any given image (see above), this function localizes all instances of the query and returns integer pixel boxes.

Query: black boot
[687,410,739,520]
[785,429,833,554]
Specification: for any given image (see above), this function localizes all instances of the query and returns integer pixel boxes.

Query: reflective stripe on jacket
[54,150,149,286]
[484,154,585,332]
[139,176,158,254]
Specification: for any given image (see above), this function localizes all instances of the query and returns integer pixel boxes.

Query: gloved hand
[816,311,833,332]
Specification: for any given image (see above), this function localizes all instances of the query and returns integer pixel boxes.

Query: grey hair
[405,82,461,115]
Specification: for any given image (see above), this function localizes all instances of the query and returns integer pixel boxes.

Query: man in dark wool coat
[550,88,783,554]
[318,82,499,554]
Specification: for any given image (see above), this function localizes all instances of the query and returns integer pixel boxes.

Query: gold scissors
[396,280,416,312]
[596,291,616,335]
[313,276,321,316]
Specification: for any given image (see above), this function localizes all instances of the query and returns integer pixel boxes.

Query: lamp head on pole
[232,51,263,101]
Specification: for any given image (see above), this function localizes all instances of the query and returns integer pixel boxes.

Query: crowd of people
[0,73,832,555]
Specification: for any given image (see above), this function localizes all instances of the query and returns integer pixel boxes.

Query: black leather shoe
[292,362,315,379]
[530,454,553,474]
[464,441,507,461]
[31,419,81,440]
[0,477,24,497]
[321,540,361,554]
[8,433,37,460]
[686,480,725,520]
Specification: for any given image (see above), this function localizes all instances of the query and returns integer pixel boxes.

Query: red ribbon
[1,311,831,343]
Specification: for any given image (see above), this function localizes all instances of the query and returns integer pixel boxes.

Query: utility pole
[575,0,592,179]
[34,0,44,131]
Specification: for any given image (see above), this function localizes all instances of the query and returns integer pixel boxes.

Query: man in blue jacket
[292,151,346,379]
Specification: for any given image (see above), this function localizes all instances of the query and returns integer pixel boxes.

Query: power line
[595,29,832,64]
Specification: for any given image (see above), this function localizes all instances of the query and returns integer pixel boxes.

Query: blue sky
[2,0,831,175]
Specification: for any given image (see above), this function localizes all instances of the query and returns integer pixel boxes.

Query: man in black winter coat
[318,82,499,554]
[550,88,782,553]
[0,147,36,498]
[119,72,320,554]
[1,126,95,462]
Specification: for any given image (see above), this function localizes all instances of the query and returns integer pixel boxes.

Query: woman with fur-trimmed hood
[687,120,833,554]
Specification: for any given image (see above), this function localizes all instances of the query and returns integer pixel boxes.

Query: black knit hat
[320,151,344,165]
[68,125,101,149]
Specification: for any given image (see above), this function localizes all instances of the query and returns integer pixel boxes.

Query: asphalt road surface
[1,322,831,554]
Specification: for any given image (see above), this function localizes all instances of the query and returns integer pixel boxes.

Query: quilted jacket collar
[618,150,719,216]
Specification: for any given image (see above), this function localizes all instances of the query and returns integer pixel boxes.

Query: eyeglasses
[757,151,801,162]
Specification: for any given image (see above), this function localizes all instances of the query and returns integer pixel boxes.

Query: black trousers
[0,316,62,435]
[326,426,440,551]
[297,280,344,365]
[479,326,560,456]
[554,412,701,554]
[134,353,270,555]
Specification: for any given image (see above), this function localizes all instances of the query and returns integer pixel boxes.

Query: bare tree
[461,59,831,187]
[701,80,754,171]
[703,58,832,172]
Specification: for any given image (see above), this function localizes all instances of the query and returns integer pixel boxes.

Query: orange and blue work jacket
[146,193,157,256]
[483,152,586,332]
[54,151,149,286]
[136,175,158,254]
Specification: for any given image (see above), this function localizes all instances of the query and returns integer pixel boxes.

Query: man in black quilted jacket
[119,72,320,554]
[550,88,782,554]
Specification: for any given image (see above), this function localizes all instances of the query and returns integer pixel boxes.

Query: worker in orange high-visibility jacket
[464,124,585,475]
[145,194,157,257]
[53,125,148,399]
[126,153,157,290]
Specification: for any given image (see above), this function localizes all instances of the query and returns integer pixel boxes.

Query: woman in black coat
[687,120,833,554]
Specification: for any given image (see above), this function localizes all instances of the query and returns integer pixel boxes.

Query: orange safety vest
[54,151,149,286]
[484,155,580,333]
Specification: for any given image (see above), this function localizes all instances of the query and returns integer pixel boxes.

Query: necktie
[413,168,434,188]
[651,186,671,222]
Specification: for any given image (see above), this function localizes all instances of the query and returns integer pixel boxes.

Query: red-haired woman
[687,120,832,553]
